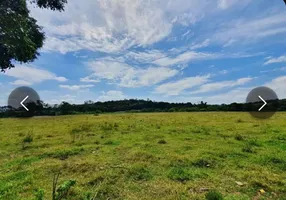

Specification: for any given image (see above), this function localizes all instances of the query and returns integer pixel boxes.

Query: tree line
[0,98,285,118]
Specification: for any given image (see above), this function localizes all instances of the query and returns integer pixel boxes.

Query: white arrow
[258,95,267,111]
[20,96,29,111]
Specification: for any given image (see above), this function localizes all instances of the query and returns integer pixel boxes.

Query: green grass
[0,112,286,199]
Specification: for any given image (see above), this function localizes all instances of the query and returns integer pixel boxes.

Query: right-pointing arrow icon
[258,95,267,111]
[20,96,29,111]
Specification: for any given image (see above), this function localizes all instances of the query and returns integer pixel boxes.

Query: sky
[1,0,286,105]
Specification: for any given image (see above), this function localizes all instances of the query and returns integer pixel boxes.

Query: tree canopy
[0,0,67,71]
[1,98,285,118]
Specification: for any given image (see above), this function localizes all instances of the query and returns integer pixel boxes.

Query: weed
[168,167,190,182]
[234,134,244,141]
[43,148,84,160]
[55,180,76,200]
[205,190,223,200]
[34,189,44,200]
[104,140,117,145]
[100,122,115,131]
[128,165,153,181]
[87,176,104,186]
[52,171,76,200]
[22,131,33,150]
[69,128,81,143]
[247,139,262,147]
[95,185,120,199]
[242,144,255,153]
[192,158,215,168]
[69,124,93,142]
[158,139,167,144]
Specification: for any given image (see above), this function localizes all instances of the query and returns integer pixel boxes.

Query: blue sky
[1,0,286,105]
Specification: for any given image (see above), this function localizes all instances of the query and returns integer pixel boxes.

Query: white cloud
[59,84,94,91]
[192,77,253,94]
[217,0,250,10]
[153,51,219,67]
[29,0,175,54]
[125,50,166,63]
[39,90,99,105]
[190,39,210,50]
[87,60,178,88]
[200,87,251,104]
[154,74,210,96]
[181,30,193,40]
[214,13,286,43]
[265,76,286,99]
[97,90,126,102]
[3,65,67,85]
[80,76,101,83]
[260,67,286,73]
[29,0,250,54]
[10,80,32,86]
[218,70,228,75]
[264,55,286,65]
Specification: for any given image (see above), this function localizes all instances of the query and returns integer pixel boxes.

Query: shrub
[205,190,223,200]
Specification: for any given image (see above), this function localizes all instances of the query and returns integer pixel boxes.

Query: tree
[0,0,67,71]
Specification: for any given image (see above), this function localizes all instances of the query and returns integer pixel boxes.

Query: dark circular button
[246,86,278,119]
[8,86,41,116]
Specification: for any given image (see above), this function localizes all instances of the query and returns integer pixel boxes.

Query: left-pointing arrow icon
[258,95,267,111]
[20,96,29,111]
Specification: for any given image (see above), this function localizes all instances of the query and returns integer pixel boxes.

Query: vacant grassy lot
[0,112,285,200]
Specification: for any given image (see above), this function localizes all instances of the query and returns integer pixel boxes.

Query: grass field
[0,112,285,200]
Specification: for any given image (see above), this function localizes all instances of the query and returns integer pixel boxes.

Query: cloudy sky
[1,0,286,105]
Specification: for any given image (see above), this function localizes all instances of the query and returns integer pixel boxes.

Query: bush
[205,190,223,200]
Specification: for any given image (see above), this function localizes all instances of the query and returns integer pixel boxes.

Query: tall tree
[0,0,67,71]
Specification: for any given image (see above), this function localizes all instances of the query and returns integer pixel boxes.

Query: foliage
[0,0,67,71]
[55,180,76,200]
[34,188,44,200]
[1,98,286,118]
